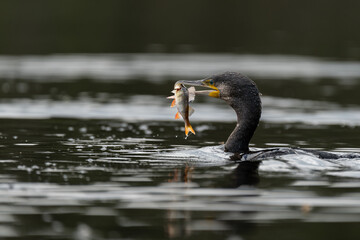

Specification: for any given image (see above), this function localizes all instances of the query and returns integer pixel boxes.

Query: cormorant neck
[224,91,261,154]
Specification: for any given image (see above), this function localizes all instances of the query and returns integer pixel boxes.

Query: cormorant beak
[176,78,220,98]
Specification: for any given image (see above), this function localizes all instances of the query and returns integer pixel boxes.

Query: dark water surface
[0,54,360,239]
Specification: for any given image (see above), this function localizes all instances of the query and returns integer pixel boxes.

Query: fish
[167,83,196,136]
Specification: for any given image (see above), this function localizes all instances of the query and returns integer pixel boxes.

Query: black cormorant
[179,72,261,154]
[178,72,358,160]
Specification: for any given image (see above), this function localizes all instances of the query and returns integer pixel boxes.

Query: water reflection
[231,161,260,188]
[167,161,260,189]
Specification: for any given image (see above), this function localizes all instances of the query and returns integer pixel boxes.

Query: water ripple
[1,54,360,81]
[1,96,360,127]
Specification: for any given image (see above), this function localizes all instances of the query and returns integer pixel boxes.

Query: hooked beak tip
[175,79,206,87]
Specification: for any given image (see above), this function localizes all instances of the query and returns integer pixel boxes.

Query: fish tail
[185,121,195,136]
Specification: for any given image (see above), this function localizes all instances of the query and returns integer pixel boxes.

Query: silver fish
[167,83,195,136]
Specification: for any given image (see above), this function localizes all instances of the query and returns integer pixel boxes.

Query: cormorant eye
[209,79,214,85]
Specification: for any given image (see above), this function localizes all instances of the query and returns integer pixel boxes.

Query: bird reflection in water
[167,160,260,187]
[165,160,260,238]
[229,160,260,188]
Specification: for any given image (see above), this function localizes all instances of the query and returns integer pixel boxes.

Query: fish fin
[175,112,181,119]
[185,124,195,136]
[188,87,196,102]
[170,99,176,107]
[188,106,195,116]
[167,95,175,99]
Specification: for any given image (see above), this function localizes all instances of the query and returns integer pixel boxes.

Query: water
[0,54,360,239]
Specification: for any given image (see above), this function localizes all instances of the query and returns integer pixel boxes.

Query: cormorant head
[178,72,260,104]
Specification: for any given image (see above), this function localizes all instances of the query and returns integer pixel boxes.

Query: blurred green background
[1,0,360,59]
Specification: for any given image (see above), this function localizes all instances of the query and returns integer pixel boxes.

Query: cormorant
[178,72,359,160]
[179,72,260,153]
[179,72,261,154]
